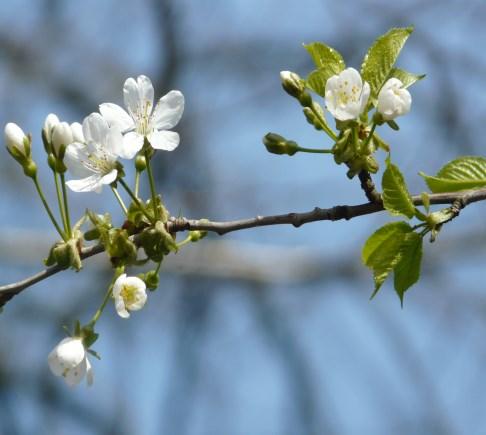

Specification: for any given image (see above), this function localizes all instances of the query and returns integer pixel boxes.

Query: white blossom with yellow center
[377,78,412,120]
[64,113,130,193]
[99,75,184,154]
[325,68,370,121]
[112,273,147,319]
[48,337,94,387]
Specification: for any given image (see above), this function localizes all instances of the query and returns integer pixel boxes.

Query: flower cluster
[4,75,187,387]
[274,29,418,178]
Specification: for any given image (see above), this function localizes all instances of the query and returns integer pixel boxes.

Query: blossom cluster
[4,75,185,387]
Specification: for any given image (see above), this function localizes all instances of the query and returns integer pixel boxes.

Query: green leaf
[361,27,413,101]
[387,68,425,88]
[304,42,345,71]
[420,156,486,193]
[393,232,423,304]
[362,221,412,297]
[304,42,345,97]
[382,161,416,218]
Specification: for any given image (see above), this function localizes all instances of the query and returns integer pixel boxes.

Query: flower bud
[377,78,411,121]
[263,133,298,156]
[5,123,29,157]
[135,154,147,172]
[280,71,305,99]
[51,122,73,156]
[43,113,60,144]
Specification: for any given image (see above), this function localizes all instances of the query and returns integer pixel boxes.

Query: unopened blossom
[43,113,60,143]
[325,68,370,121]
[112,273,147,319]
[64,113,126,193]
[51,122,74,155]
[377,78,411,121]
[48,337,93,387]
[4,123,29,156]
[100,75,184,154]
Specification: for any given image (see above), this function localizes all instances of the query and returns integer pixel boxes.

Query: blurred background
[1,0,486,434]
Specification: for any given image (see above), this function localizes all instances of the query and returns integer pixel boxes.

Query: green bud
[23,160,37,178]
[302,107,322,130]
[263,133,298,156]
[135,154,147,172]
[297,91,312,108]
[364,155,379,173]
[189,230,207,242]
[44,238,82,271]
[106,228,138,267]
[47,153,57,171]
[280,71,305,99]
[144,270,160,290]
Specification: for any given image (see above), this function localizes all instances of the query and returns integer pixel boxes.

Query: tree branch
[1,187,485,307]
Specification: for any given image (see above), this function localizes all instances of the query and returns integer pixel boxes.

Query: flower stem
[60,173,72,238]
[33,176,66,240]
[310,105,337,141]
[53,171,68,236]
[117,178,153,222]
[111,186,128,216]
[144,149,158,218]
[176,235,193,249]
[296,147,333,154]
[87,283,114,327]
[361,122,377,152]
[155,260,163,274]
[134,170,141,199]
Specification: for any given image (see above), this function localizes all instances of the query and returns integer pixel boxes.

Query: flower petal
[112,273,127,298]
[148,130,180,151]
[86,359,94,386]
[100,169,118,186]
[64,357,88,387]
[66,174,104,193]
[115,295,130,319]
[99,103,134,132]
[151,90,185,130]
[122,132,144,158]
[123,75,154,120]
[82,113,109,145]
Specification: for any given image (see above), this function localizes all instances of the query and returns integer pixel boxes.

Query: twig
[358,170,382,203]
[0,187,485,306]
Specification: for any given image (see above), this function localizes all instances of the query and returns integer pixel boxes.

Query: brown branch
[1,187,485,307]
[358,170,382,203]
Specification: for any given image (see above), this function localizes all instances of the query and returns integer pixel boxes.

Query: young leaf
[420,156,486,193]
[304,42,345,96]
[362,221,412,297]
[382,161,416,218]
[304,42,345,72]
[387,68,425,88]
[361,27,413,101]
[393,232,423,304]
[306,70,329,97]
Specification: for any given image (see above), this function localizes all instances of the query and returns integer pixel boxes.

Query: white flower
[4,122,29,156]
[48,337,93,387]
[377,78,411,121]
[64,113,129,193]
[51,122,74,155]
[325,68,370,121]
[100,75,184,154]
[112,273,147,319]
[43,113,60,143]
